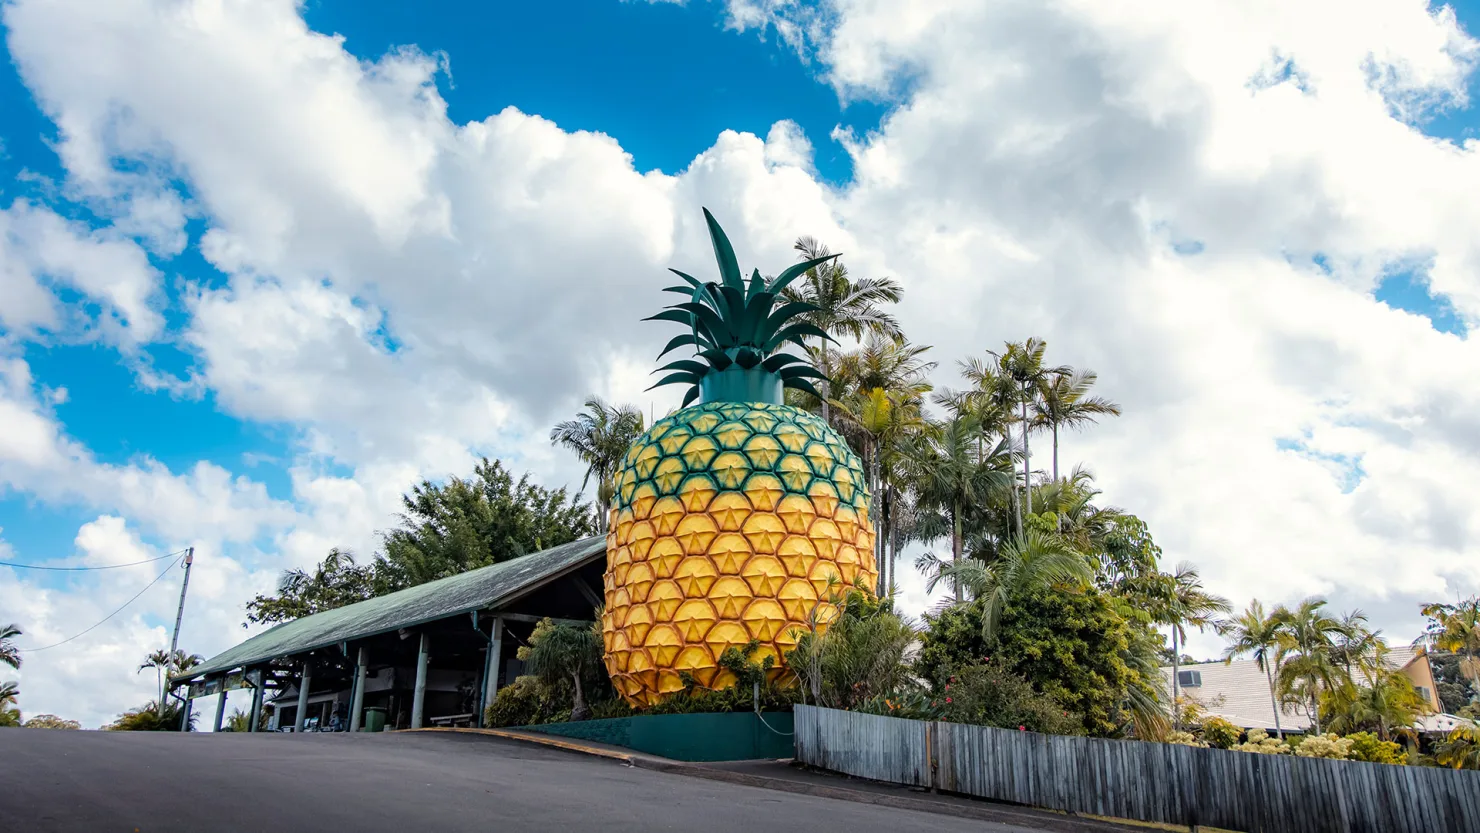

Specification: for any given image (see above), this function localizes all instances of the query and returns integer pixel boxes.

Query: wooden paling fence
[793,705,1480,833]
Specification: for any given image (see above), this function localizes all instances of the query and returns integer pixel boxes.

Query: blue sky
[0,0,881,575]
[3,0,1480,726]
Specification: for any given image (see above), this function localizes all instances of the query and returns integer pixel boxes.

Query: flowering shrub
[1199,716,1242,749]
[1294,733,1354,759]
[1166,730,1208,748]
[1231,728,1290,754]
[855,691,944,722]
[1345,732,1407,765]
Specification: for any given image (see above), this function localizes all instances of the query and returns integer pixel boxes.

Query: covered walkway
[173,537,605,732]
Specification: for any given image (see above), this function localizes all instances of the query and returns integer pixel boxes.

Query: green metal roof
[185,536,605,680]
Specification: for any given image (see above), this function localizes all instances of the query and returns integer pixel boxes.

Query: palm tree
[1274,597,1347,734]
[1323,666,1430,742]
[0,680,19,727]
[902,414,1013,601]
[953,357,1027,537]
[931,529,1093,640]
[831,336,935,595]
[988,338,1070,520]
[549,397,645,532]
[1156,562,1231,729]
[525,620,603,722]
[1419,597,1480,697]
[0,623,21,671]
[1331,609,1383,684]
[1033,369,1121,481]
[139,649,173,711]
[783,236,904,422]
[1222,600,1287,738]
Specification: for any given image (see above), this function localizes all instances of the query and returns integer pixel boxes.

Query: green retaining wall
[520,712,795,762]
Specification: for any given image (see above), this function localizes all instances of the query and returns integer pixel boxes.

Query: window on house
[1416,686,1432,704]
[1177,670,1202,688]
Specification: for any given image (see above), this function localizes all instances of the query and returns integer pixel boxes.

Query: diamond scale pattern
[603,402,876,706]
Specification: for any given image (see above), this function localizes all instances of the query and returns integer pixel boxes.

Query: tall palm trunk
[952,503,963,603]
[878,484,892,598]
[1020,398,1033,518]
[1171,629,1181,730]
[1051,422,1060,482]
[888,507,902,597]
[1265,662,1284,739]
[1003,429,1023,538]
[570,672,590,721]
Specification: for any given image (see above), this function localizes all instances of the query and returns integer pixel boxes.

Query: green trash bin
[363,706,387,733]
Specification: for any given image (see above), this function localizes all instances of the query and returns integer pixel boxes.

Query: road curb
[425,727,1144,832]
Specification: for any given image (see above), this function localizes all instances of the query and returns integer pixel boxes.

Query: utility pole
[169,547,194,658]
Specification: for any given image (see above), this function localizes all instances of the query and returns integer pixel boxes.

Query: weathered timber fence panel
[793,705,1480,833]
[793,703,930,788]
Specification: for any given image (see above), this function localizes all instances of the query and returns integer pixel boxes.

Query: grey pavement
[0,729,1049,833]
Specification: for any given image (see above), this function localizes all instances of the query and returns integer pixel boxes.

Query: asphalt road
[0,730,1039,833]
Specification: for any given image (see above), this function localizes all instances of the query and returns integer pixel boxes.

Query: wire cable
[0,548,187,572]
[17,554,184,653]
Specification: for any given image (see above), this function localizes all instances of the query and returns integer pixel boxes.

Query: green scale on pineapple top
[614,402,868,514]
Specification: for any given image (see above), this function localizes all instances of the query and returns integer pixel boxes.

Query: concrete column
[479,617,504,727]
[411,632,430,729]
[348,646,368,732]
[213,684,228,732]
[294,661,313,732]
[248,669,265,733]
[179,694,193,732]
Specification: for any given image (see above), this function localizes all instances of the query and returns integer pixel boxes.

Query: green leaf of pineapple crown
[646,208,838,408]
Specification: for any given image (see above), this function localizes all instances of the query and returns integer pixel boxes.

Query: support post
[168,547,194,658]
[248,669,264,733]
[348,646,368,732]
[479,616,504,727]
[179,692,193,732]
[411,632,430,729]
[213,682,228,732]
[294,660,312,732]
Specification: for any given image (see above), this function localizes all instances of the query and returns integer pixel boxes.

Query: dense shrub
[1231,728,1289,754]
[1166,730,1208,747]
[1346,731,1407,765]
[917,590,1139,736]
[106,701,194,732]
[855,691,943,722]
[484,677,545,728]
[1294,733,1353,759]
[938,660,1082,736]
[23,714,80,729]
[1200,716,1242,749]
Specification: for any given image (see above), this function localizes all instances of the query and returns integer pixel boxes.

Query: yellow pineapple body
[602,402,876,706]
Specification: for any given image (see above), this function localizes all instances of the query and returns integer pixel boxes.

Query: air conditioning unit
[1177,670,1202,688]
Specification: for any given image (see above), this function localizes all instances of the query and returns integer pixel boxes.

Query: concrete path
[2,729,1081,833]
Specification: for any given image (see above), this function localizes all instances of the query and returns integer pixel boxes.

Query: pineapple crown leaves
[645,208,838,407]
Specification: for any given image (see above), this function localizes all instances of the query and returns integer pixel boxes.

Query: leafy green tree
[1032,369,1121,481]
[1222,600,1288,738]
[245,548,376,625]
[1345,731,1407,765]
[376,458,594,591]
[23,714,80,729]
[916,588,1144,736]
[1419,597,1480,698]
[0,623,20,671]
[549,397,645,532]
[930,529,1092,641]
[523,619,604,722]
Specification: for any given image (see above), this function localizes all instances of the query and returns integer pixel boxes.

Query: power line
[17,554,185,653]
[0,548,188,572]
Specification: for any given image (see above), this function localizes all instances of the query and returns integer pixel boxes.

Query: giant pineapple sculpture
[602,209,877,706]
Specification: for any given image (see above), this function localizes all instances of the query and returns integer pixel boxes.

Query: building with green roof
[172,536,606,733]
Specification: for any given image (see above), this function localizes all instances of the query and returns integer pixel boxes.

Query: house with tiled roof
[1160,645,1467,735]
